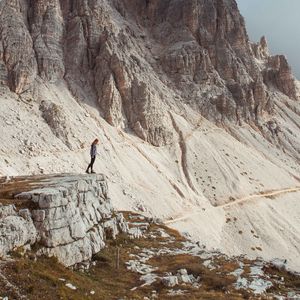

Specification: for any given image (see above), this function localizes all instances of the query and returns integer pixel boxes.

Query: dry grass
[263,265,300,295]
[0,212,299,300]
[0,174,68,200]
[0,176,42,199]
[0,175,48,209]
[0,197,39,210]
[0,221,242,300]
[2,238,144,300]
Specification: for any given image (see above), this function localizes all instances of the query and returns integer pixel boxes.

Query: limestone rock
[39,100,71,148]
[251,36,297,100]
[0,0,37,94]
[29,0,65,82]
[162,275,179,287]
[252,36,270,60]
[128,227,143,239]
[264,55,297,100]
[0,0,298,145]
[0,174,128,267]
[116,213,129,233]
[0,213,37,257]
[0,205,17,218]
[103,218,118,240]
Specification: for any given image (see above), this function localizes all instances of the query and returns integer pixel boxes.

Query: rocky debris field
[1,211,300,300]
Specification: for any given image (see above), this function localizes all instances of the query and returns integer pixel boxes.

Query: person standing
[86,139,99,174]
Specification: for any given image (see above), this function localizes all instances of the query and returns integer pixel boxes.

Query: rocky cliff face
[1,0,300,272]
[0,0,298,146]
[252,37,298,100]
[0,174,128,266]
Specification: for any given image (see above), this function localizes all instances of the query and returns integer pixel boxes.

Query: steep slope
[0,0,300,270]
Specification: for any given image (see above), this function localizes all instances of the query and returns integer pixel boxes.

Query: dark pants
[87,156,96,172]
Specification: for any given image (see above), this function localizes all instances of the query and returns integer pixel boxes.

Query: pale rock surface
[0,0,300,272]
[162,276,178,288]
[0,207,37,257]
[0,174,128,266]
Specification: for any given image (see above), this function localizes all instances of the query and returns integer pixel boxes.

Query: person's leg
[90,156,96,173]
[86,161,91,173]
[86,156,94,173]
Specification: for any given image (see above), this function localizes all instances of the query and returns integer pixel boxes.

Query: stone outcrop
[251,36,269,61]
[0,174,128,267]
[39,100,71,149]
[0,0,298,147]
[252,36,297,100]
[264,55,297,100]
[0,205,37,256]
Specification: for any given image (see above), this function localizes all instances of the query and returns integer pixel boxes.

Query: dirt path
[220,186,300,208]
[164,186,300,225]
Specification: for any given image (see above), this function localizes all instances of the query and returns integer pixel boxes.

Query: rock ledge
[0,174,128,266]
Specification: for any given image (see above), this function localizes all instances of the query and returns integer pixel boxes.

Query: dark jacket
[90,144,97,157]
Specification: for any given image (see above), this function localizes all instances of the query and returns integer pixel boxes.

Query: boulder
[162,276,179,287]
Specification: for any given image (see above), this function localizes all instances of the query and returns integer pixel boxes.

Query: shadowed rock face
[0,0,298,145]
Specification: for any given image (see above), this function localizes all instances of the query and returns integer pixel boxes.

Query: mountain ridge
[1,0,300,271]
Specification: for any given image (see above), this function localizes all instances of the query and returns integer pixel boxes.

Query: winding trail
[220,186,300,208]
[164,186,300,225]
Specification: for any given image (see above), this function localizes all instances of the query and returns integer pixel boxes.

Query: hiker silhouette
[86,139,99,174]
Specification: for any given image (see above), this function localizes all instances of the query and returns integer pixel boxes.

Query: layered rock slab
[0,174,128,266]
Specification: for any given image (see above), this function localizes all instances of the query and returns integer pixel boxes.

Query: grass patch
[1,211,299,300]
